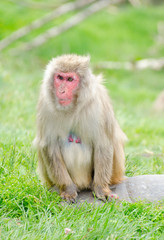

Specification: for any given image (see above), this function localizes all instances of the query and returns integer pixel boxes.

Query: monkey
[34,54,127,203]
[153,90,164,112]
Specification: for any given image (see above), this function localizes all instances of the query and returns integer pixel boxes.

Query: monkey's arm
[93,132,125,201]
[38,142,78,203]
[92,89,125,200]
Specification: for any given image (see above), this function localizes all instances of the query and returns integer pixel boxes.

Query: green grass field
[0,1,164,239]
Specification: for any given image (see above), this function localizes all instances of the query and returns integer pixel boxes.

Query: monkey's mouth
[58,98,72,106]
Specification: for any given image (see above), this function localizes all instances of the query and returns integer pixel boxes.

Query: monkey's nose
[59,86,66,94]
[59,84,66,94]
[60,89,65,94]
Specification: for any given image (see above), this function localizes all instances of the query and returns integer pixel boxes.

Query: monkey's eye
[58,75,63,80]
[67,77,73,82]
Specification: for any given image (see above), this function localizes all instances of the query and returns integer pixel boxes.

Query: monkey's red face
[54,72,80,106]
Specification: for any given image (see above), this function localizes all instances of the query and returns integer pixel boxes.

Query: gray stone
[77,175,164,203]
[51,175,164,204]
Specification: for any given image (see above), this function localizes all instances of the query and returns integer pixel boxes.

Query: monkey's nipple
[75,137,81,144]
[68,135,74,142]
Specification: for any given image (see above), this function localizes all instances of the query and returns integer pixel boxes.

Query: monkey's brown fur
[34,54,127,202]
[153,90,164,112]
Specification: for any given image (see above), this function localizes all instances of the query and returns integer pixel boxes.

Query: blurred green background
[0,0,164,239]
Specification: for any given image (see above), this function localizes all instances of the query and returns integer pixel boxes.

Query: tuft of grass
[0,201,164,239]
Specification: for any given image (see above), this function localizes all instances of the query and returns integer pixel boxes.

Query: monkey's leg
[110,142,125,185]
[93,144,118,201]
[37,149,53,188]
[40,145,78,203]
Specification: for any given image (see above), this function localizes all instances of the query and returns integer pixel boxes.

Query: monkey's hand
[93,184,119,202]
[60,184,78,203]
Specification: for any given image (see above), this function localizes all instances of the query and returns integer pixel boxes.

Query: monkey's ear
[77,55,90,69]
[83,55,90,67]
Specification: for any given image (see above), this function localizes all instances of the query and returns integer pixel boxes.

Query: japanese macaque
[34,54,126,203]
[153,90,164,112]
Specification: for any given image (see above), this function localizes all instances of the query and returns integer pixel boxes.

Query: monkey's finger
[69,198,76,204]
[106,193,119,202]
[110,193,119,199]
[65,197,76,204]
[61,194,77,203]
[95,194,107,202]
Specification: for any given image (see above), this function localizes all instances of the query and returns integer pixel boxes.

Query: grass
[0,1,164,239]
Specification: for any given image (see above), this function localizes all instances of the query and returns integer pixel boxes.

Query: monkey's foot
[93,185,118,202]
[110,193,119,200]
[60,185,78,204]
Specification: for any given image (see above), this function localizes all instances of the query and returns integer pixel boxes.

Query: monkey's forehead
[54,54,90,64]
[48,55,90,74]
[54,72,79,77]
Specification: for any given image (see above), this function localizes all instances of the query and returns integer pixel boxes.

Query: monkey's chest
[61,133,93,189]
